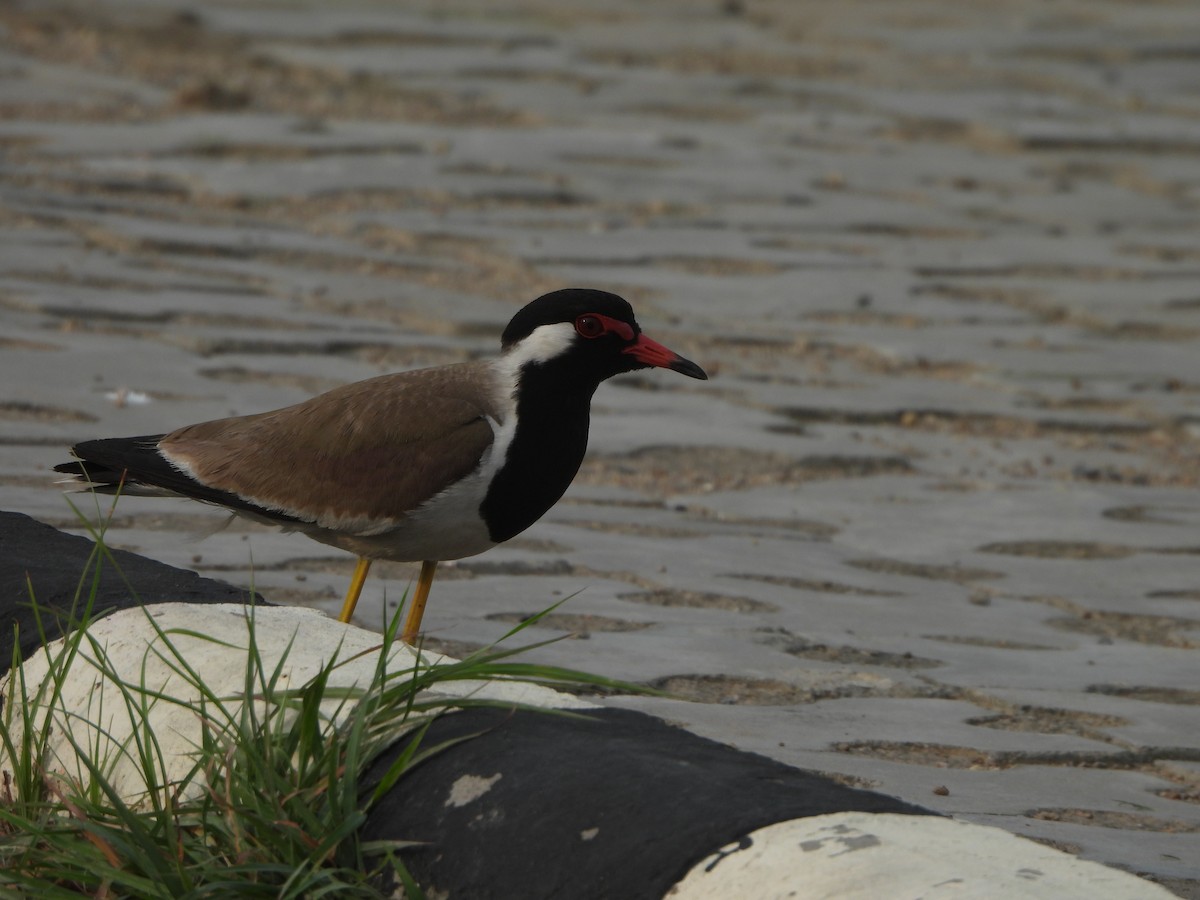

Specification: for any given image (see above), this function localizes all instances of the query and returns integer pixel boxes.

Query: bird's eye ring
[575,315,606,338]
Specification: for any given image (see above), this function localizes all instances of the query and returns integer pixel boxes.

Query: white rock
[668,812,1173,899]
[0,603,593,804]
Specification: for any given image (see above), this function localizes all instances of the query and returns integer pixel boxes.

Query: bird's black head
[501,288,707,384]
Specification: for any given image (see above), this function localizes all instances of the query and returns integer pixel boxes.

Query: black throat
[479,357,600,544]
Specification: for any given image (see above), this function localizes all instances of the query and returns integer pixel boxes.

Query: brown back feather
[160,362,500,529]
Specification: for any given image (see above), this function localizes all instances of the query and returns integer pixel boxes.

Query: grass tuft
[0,498,636,897]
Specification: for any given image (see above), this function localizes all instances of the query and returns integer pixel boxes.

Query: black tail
[55,435,169,491]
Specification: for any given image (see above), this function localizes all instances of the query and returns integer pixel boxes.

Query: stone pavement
[1,0,1197,893]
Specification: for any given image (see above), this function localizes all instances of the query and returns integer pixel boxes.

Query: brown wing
[159,361,500,532]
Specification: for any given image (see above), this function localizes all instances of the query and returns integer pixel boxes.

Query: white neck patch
[493,321,577,392]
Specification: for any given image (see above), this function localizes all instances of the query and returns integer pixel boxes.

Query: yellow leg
[401,560,438,643]
[338,557,372,623]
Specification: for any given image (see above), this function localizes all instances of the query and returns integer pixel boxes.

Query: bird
[55,289,707,641]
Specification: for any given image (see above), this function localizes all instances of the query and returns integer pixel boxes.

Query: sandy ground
[1,0,1198,893]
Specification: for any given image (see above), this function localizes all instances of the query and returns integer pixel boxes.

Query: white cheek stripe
[494,322,576,387]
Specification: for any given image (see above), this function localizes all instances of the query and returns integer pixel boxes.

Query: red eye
[575,315,605,338]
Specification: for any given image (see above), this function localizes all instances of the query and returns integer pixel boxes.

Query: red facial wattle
[574,311,707,380]
[575,313,635,341]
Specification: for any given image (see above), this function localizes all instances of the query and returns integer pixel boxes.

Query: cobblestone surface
[2,1,1198,893]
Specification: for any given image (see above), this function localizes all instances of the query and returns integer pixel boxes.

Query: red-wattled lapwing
[55,289,707,641]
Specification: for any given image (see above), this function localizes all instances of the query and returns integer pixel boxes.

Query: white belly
[300,466,499,562]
